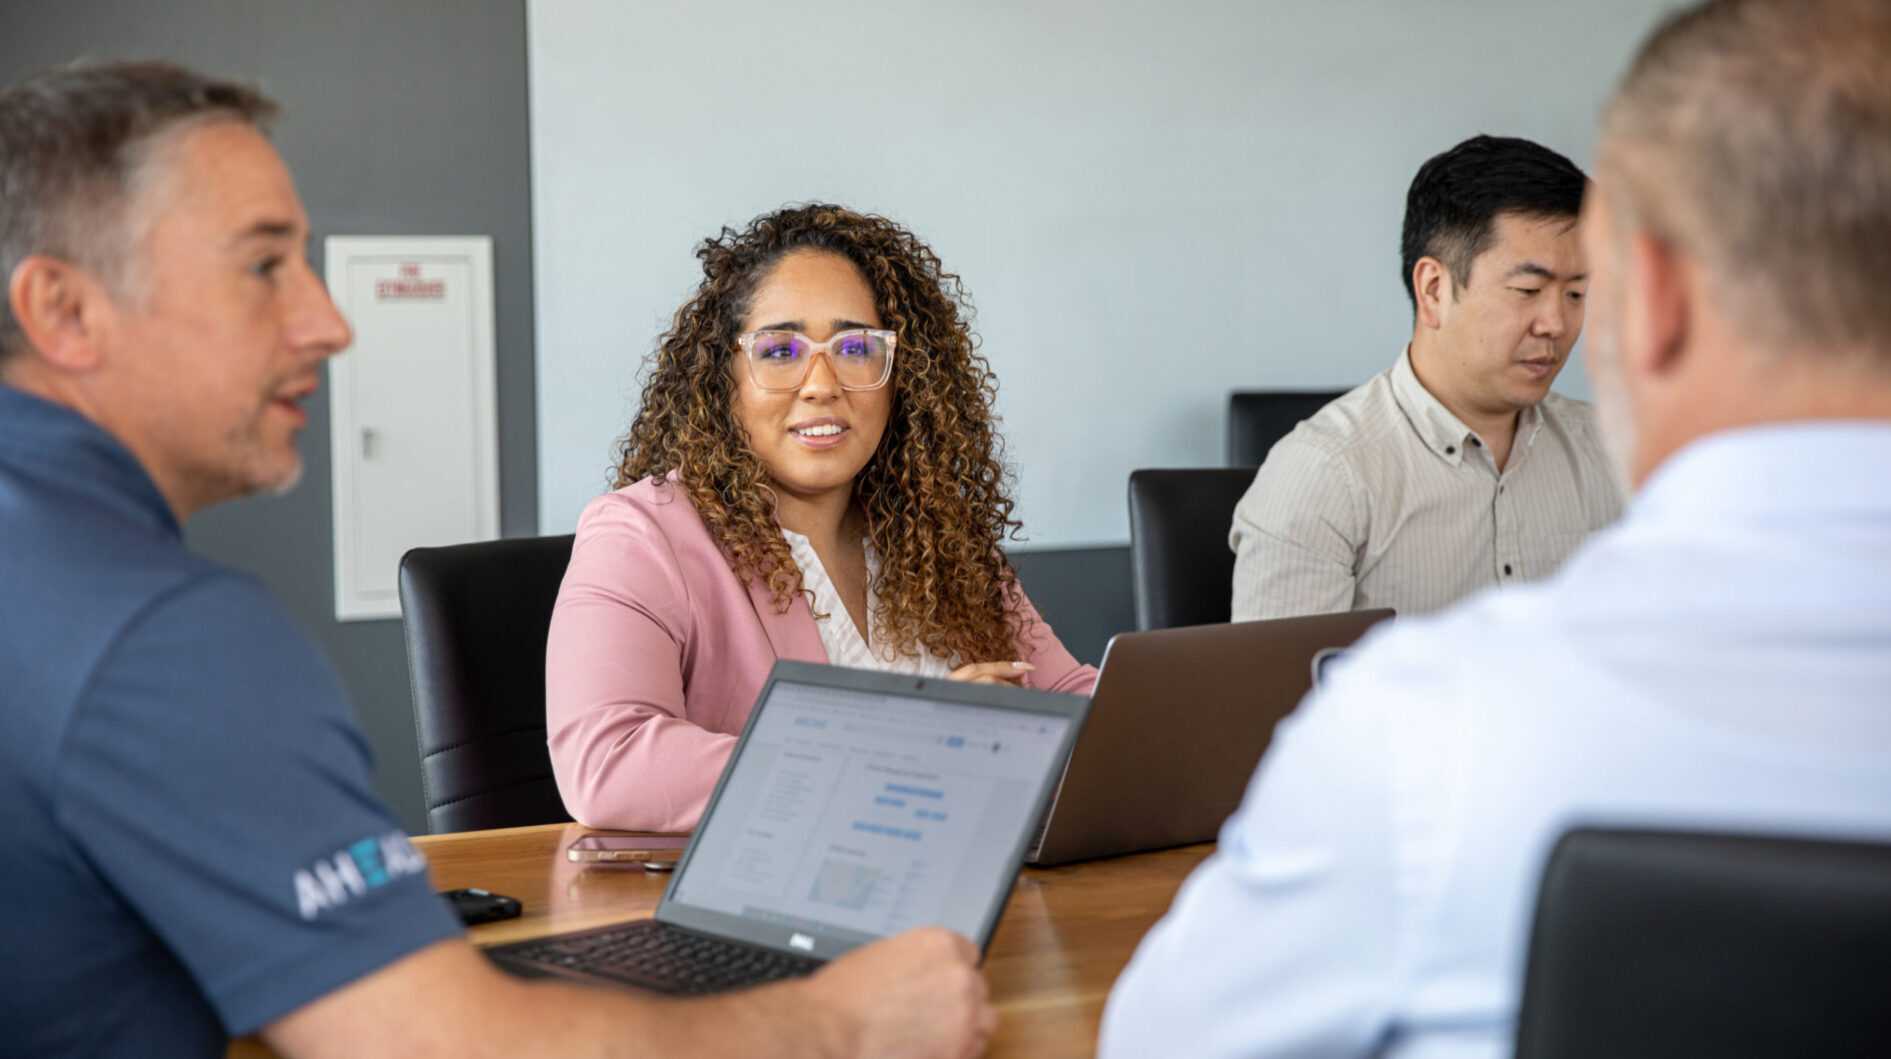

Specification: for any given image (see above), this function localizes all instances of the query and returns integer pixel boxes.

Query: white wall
[529,0,1675,547]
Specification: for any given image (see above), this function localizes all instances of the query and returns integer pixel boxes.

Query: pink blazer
[545,477,1099,832]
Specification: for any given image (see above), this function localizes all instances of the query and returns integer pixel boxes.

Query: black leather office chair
[1515,827,1891,1059]
[1226,389,1345,466]
[399,535,577,833]
[1126,468,1257,631]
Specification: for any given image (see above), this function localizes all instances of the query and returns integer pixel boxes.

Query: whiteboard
[528,0,1676,547]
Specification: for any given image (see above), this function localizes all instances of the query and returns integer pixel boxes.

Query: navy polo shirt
[0,385,460,1055]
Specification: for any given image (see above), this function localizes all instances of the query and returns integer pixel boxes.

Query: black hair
[1399,134,1586,309]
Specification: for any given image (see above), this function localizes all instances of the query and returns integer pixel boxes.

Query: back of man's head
[1600,0,1891,364]
[0,61,278,365]
[1400,134,1587,310]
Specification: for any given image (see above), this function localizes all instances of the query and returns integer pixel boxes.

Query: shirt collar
[1391,345,1478,466]
[779,527,881,574]
[1390,346,1545,468]
[1634,421,1891,522]
[0,383,180,539]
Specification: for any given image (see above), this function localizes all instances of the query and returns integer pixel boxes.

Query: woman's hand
[947,661,1035,686]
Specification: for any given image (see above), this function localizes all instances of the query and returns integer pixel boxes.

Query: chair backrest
[1515,827,1891,1059]
[398,535,576,833]
[1126,468,1257,631]
[1226,389,1345,466]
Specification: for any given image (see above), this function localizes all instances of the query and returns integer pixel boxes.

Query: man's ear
[1622,231,1688,381]
[1412,257,1452,331]
[7,255,115,373]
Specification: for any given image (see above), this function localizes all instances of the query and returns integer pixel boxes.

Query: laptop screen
[663,673,1077,956]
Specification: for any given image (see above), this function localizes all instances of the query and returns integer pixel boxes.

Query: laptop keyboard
[492,919,822,995]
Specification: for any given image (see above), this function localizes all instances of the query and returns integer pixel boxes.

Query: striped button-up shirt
[1230,348,1623,620]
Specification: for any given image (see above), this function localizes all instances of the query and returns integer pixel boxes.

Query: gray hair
[1600,0,1891,362]
[0,61,278,360]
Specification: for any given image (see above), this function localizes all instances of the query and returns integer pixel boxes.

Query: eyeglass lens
[748,330,891,389]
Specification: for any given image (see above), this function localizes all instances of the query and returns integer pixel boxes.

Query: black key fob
[441,887,522,925]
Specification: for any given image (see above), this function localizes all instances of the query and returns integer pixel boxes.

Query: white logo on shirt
[293,831,428,921]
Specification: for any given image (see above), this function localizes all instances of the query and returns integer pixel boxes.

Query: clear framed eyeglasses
[735,328,897,392]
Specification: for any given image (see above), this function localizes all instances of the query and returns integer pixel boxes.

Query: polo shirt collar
[0,383,180,539]
[1390,346,1545,468]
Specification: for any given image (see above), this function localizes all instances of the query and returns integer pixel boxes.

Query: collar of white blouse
[778,528,954,676]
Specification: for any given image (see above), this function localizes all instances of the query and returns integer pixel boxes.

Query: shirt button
[1445,445,1456,455]
[1503,564,1514,576]
[1470,437,1482,447]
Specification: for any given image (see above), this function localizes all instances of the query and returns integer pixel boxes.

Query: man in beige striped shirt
[1232,135,1624,621]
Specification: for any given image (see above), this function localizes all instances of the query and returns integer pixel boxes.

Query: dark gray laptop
[489,660,1089,993]
[1025,609,1394,867]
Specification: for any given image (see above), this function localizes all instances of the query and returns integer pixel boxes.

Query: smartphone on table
[440,887,522,925]
[565,833,690,871]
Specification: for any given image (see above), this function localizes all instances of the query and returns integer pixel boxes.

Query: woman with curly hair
[545,203,1098,831]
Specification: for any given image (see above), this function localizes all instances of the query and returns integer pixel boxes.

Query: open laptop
[1026,609,1394,867]
[488,660,1089,993]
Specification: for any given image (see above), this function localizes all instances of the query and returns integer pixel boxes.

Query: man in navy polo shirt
[0,62,991,1059]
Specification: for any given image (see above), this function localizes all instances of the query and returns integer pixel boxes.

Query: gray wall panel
[1010,547,1136,669]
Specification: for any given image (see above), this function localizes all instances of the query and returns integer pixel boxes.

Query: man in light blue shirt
[1101,1,1891,1055]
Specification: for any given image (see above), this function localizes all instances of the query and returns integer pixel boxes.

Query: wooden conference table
[233,823,1211,1059]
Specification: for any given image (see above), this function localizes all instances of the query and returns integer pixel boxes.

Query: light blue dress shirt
[1102,423,1891,1059]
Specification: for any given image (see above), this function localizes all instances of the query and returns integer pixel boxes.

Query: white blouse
[781,528,955,677]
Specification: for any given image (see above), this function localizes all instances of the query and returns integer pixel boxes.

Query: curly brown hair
[612,203,1027,665]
